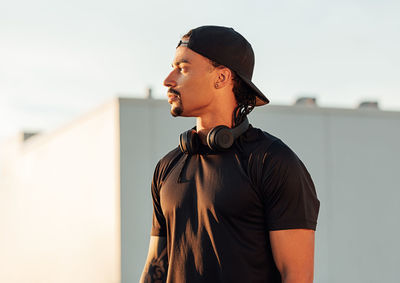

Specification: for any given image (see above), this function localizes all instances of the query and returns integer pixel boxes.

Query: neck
[195,89,237,144]
[196,114,233,145]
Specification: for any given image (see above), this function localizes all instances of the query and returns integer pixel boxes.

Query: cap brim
[236,73,269,106]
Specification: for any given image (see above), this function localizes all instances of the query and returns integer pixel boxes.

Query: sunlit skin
[161,45,316,283]
[163,46,237,144]
[270,229,315,283]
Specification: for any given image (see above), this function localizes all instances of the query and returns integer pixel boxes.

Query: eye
[179,65,188,73]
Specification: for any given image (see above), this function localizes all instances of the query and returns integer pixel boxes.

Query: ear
[214,67,233,89]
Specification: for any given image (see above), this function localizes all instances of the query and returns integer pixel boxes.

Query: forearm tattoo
[143,248,168,283]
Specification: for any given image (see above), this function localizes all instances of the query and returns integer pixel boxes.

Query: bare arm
[140,236,168,283]
[270,229,315,283]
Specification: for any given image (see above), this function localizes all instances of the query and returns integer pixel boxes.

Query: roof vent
[145,87,153,99]
[23,132,39,141]
[358,101,379,109]
[295,97,317,106]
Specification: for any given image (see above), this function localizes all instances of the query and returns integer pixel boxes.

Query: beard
[171,100,184,117]
[168,88,183,117]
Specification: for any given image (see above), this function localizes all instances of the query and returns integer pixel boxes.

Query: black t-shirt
[151,126,320,283]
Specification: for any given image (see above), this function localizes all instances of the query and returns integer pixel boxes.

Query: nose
[163,70,177,88]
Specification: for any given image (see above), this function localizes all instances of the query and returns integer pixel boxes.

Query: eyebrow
[171,59,190,67]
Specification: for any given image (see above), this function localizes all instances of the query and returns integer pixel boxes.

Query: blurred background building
[1,97,399,282]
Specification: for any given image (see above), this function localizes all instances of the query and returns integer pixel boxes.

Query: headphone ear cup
[179,129,199,154]
[207,126,234,151]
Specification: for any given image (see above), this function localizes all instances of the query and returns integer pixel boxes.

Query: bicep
[269,229,315,283]
[145,236,167,260]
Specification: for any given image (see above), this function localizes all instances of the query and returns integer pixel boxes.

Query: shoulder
[158,146,182,168]
[240,126,309,184]
[240,125,297,162]
[265,139,301,167]
[152,146,183,185]
[259,136,306,178]
[236,125,278,156]
[255,133,314,194]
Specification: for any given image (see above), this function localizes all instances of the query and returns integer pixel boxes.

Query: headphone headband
[230,117,249,139]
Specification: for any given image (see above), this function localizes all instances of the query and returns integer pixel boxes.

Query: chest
[159,152,262,220]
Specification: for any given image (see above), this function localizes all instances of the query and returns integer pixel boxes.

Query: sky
[1,0,399,142]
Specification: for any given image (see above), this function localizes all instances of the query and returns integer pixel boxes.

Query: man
[140,26,320,283]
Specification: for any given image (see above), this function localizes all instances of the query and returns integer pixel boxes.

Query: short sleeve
[259,140,320,231]
[150,161,167,236]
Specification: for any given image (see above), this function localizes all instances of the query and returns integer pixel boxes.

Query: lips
[167,89,181,104]
[168,94,180,104]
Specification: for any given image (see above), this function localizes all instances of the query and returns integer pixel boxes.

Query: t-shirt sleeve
[150,161,167,237]
[259,140,320,231]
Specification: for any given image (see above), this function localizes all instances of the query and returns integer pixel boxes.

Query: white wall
[0,100,121,283]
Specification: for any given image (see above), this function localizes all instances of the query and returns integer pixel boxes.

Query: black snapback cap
[177,25,269,106]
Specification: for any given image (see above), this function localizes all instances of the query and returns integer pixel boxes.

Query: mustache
[168,88,181,96]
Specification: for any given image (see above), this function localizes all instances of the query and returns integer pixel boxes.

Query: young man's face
[164,46,217,117]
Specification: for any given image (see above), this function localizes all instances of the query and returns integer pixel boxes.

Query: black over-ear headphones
[179,117,249,154]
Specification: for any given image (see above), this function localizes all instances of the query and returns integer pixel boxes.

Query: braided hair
[210,61,256,127]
